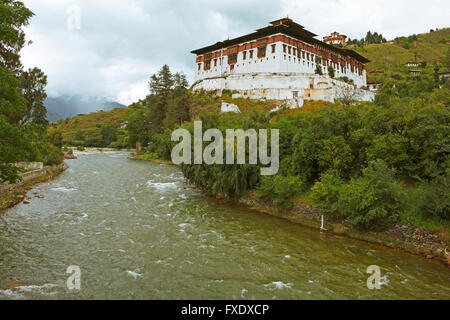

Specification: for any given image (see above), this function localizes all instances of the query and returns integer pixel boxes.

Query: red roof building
[323,32,347,46]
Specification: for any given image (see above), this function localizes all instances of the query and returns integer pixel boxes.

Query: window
[249,50,253,59]
[214,59,217,67]
[228,53,237,65]
[257,46,266,58]
[243,51,247,60]
[283,44,286,53]
[271,44,276,53]
[204,60,211,70]
[288,46,291,55]
[227,45,238,65]
[198,64,201,71]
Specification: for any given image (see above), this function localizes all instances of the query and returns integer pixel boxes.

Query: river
[0,151,448,299]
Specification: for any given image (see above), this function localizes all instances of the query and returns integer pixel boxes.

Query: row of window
[197,57,358,76]
[198,53,361,75]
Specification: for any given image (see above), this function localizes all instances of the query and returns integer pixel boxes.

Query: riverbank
[125,153,450,265]
[0,162,68,211]
[128,154,176,166]
[235,192,450,266]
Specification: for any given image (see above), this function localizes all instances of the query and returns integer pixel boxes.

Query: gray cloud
[20,0,449,107]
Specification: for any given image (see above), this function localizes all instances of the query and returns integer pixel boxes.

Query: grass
[52,107,135,144]
[351,28,449,74]
[130,153,175,165]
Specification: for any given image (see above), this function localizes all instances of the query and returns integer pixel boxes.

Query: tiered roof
[191,18,369,63]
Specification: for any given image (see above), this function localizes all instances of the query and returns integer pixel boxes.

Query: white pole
[320,215,327,231]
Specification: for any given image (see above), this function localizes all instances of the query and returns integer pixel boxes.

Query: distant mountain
[44,95,127,119]
[46,109,63,123]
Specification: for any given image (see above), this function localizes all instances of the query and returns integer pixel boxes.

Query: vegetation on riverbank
[49,107,136,149]
[0,1,63,184]
[0,163,67,211]
[129,153,175,166]
[127,61,449,240]
[24,23,447,257]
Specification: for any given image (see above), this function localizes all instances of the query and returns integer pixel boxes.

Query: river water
[0,152,448,299]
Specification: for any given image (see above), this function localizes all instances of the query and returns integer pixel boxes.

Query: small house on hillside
[438,71,450,79]
[369,70,384,75]
[367,82,382,92]
[119,121,128,129]
[405,61,420,67]
[408,70,422,76]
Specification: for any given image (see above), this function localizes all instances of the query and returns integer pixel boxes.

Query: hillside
[45,95,127,119]
[53,107,135,148]
[350,28,449,79]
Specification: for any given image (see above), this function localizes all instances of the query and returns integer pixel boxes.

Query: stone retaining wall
[0,163,66,198]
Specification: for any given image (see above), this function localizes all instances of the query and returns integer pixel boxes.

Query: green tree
[314,65,323,75]
[164,86,190,128]
[146,65,188,136]
[127,107,149,147]
[20,67,48,126]
[101,123,118,146]
[0,0,33,73]
[327,66,335,78]
[0,0,37,182]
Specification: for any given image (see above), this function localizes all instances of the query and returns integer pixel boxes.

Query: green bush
[311,171,347,219]
[29,141,63,166]
[413,170,450,220]
[147,129,173,160]
[41,143,64,165]
[341,160,404,230]
[312,160,404,231]
[257,175,305,210]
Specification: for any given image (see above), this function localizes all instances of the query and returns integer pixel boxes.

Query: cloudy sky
[21,0,449,106]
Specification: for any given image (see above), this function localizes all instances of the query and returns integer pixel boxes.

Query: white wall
[194,33,367,88]
[194,73,374,103]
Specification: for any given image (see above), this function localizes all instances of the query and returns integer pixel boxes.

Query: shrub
[257,175,305,210]
[29,141,63,166]
[315,65,323,75]
[328,66,335,78]
[41,143,64,165]
[311,171,347,219]
[312,160,404,231]
[147,129,173,160]
[413,170,450,220]
[340,160,404,231]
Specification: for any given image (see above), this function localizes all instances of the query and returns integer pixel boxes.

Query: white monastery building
[191,18,374,106]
